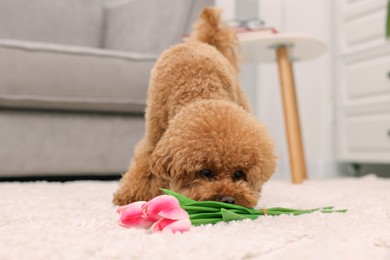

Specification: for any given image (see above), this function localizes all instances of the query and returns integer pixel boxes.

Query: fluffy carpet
[0,175,389,259]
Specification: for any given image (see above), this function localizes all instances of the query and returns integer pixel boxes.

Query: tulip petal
[119,215,153,229]
[142,195,180,222]
[164,218,191,233]
[117,201,153,229]
[158,206,189,220]
[117,201,147,215]
[151,218,191,233]
[151,218,176,233]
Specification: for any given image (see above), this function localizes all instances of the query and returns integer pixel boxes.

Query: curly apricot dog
[113,7,276,207]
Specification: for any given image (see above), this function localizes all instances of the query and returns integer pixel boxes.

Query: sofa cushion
[0,0,103,47]
[0,40,157,113]
[103,0,194,54]
[0,110,145,176]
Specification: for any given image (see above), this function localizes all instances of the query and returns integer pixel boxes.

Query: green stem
[183,205,221,212]
[189,212,222,220]
[190,218,222,226]
[387,0,390,38]
[161,188,347,226]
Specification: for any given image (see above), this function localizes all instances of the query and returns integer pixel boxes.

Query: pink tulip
[151,215,192,233]
[142,195,188,222]
[117,201,153,229]
[117,195,191,233]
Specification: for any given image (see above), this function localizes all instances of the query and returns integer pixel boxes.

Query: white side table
[240,33,327,184]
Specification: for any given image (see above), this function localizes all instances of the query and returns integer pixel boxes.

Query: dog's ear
[150,135,173,180]
[246,147,277,189]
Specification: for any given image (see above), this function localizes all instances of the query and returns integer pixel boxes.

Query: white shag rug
[1,175,390,260]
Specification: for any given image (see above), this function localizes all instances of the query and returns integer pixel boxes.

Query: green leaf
[183,201,256,214]
[320,209,348,214]
[266,207,328,212]
[160,189,195,205]
[387,0,390,38]
[221,208,258,222]
[190,218,222,226]
[161,189,347,226]
[189,212,222,220]
[161,189,256,215]
[252,206,347,216]
[182,205,221,213]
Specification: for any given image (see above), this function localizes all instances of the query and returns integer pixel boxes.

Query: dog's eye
[199,169,214,179]
[233,170,246,181]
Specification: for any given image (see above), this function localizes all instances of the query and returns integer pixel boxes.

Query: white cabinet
[334,0,390,163]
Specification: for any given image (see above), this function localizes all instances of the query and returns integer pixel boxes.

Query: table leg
[275,46,308,183]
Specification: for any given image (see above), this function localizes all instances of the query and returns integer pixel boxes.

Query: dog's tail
[190,7,240,71]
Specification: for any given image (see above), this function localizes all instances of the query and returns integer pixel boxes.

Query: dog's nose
[220,196,235,204]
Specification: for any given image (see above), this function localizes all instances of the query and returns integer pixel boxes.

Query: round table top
[239,33,327,63]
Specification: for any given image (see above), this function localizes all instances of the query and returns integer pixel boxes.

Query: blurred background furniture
[333,0,390,166]
[0,0,213,178]
[240,33,327,183]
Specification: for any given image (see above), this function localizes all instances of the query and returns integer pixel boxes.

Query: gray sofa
[0,0,213,177]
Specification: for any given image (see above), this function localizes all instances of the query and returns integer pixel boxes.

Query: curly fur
[113,7,277,207]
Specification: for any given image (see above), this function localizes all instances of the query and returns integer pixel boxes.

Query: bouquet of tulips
[117,189,347,233]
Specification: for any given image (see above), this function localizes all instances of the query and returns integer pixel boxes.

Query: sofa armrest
[0,0,103,47]
[103,0,214,54]
[0,40,157,113]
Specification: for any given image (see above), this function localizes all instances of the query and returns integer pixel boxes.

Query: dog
[113,7,276,208]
